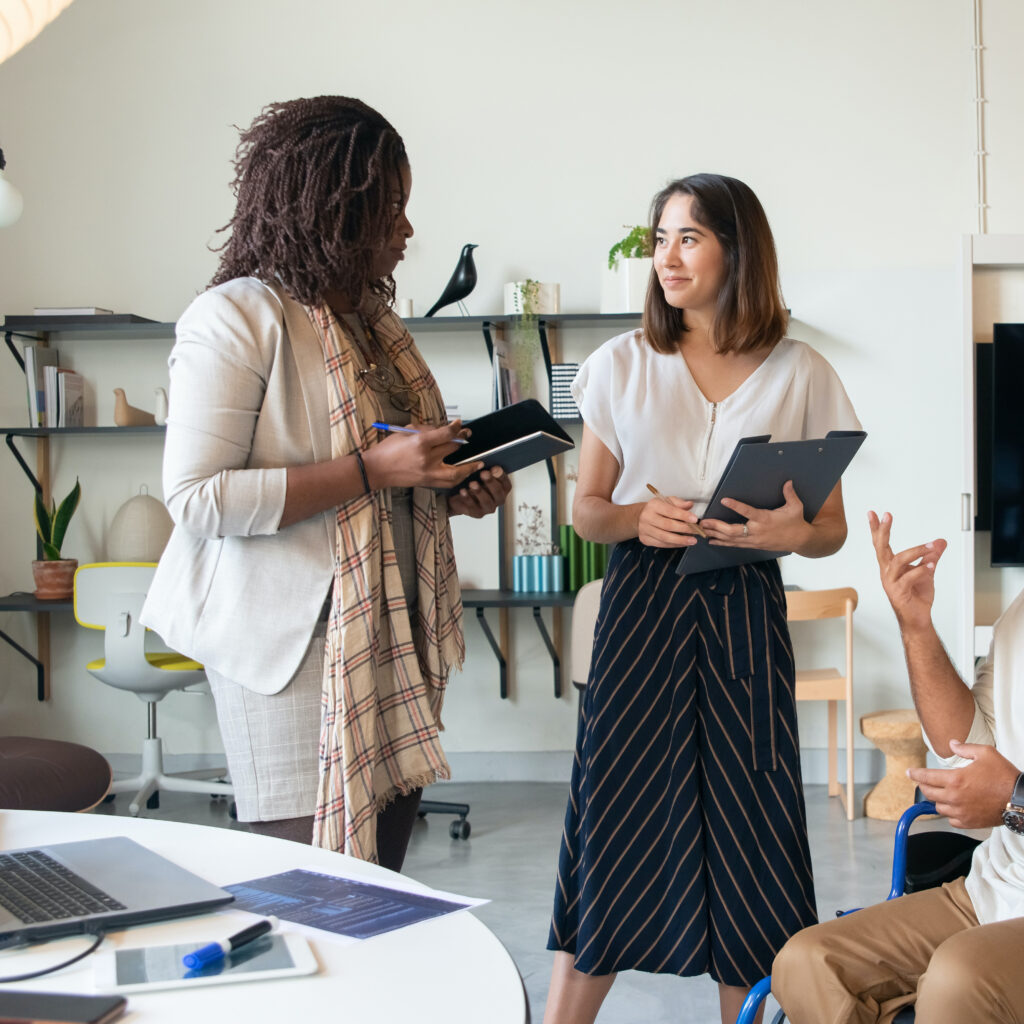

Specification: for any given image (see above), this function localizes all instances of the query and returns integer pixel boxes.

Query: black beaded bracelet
[354,450,371,495]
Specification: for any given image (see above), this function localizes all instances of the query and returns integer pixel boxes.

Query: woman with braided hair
[141,96,509,869]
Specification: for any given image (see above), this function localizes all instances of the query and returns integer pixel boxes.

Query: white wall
[1,0,1022,780]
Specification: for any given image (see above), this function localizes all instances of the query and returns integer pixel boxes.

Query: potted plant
[497,278,559,402]
[601,224,653,314]
[32,478,81,600]
[512,502,564,592]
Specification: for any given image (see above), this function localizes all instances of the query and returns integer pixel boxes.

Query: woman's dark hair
[642,173,788,355]
[210,95,408,309]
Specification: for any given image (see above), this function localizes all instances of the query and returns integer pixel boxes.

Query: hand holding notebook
[675,430,867,575]
[442,399,574,483]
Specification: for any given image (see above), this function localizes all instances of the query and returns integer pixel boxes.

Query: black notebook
[444,399,574,479]
[675,430,867,576]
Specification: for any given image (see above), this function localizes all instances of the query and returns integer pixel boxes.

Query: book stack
[33,306,113,316]
[491,336,522,408]
[549,363,581,422]
[23,343,84,427]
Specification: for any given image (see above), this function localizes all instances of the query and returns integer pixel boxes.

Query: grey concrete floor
[97,781,915,1024]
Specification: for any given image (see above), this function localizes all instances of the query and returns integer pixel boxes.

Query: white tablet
[93,932,318,994]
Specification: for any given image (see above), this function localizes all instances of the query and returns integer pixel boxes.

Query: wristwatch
[1003,772,1024,835]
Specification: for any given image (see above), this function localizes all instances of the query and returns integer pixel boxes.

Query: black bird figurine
[425,243,478,317]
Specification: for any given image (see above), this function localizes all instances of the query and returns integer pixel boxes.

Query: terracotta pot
[32,559,78,600]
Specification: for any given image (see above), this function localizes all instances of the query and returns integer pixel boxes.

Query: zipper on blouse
[699,402,718,482]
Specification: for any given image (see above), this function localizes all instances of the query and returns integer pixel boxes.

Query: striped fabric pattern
[309,304,464,862]
[549,541,817,986]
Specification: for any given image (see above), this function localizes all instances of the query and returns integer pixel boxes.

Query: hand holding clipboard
[675,430,867,576]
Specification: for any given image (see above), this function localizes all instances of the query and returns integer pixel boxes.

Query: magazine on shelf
[57,370,85,427]
[42,364,84,428]
[44,364,60,427]
[22,344,60,427]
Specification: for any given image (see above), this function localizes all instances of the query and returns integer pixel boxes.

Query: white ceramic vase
[600,257,653,314]
[503,282,560,316]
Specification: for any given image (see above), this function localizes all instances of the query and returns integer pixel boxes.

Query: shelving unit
[2,315,175,699]
[407,311,639,698]
[2,310,638,702]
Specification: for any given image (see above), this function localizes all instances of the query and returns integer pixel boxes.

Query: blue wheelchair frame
[734,800,938,1024]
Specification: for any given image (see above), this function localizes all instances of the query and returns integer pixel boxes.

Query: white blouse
[571,330,861,515]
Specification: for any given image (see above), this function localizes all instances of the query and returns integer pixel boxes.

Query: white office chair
[73,562,232,816]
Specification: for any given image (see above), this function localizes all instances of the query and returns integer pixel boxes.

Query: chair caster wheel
[450,819,470,840]
[229,801,237,820]
[102,792,116,804]
[146,792,160,810]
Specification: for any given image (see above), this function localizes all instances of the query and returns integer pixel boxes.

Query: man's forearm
[901,622,978,758]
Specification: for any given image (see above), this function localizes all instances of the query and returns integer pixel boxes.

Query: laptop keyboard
[0,850,126,923]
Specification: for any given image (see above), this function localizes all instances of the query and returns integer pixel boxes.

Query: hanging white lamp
[0,0,75,64]
[0,2,76,226]
[0,147,23,227]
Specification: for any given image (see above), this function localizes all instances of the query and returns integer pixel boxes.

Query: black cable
[0,930,106,983]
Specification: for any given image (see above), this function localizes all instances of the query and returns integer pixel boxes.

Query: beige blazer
[141,278,335,694]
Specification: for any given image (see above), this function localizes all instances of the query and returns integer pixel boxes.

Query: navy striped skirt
[548,541,818,986]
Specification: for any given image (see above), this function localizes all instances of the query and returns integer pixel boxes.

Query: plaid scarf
[308,303,464,861]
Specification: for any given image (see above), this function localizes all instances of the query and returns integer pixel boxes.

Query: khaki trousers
[772,877,1024,1024]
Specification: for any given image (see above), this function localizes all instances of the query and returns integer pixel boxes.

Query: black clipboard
[443,399,574,481]
[675,430,867,575]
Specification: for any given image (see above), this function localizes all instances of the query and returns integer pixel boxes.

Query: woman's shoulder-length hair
[642,173,789,356]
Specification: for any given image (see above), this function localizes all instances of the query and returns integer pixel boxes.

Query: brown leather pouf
[0,736,112,812]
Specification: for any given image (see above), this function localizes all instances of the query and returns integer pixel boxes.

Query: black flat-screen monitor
[975,342,993,530]
[991,324,1024,566]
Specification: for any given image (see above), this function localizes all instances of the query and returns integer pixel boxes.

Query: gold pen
[645,484,708,539]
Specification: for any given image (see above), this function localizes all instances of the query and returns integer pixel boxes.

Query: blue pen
[181,916,278,969]
[372,421,468,444]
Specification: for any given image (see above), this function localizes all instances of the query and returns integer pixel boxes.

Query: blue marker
[181,916,278,969]
[372,422,468,444]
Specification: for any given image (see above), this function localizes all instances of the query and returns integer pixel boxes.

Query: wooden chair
[786,587,857,820]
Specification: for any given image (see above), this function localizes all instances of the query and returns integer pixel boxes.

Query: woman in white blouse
[544,173,861,1024]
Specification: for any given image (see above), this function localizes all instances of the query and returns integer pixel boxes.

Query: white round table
[0,810,528,1023]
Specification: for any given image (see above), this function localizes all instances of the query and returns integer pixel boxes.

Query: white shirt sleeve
[802,348,862,436]
[571,341,624,467]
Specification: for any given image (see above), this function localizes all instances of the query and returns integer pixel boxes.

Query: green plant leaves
[50,478,81,555]
[33,490,53,549]
[34,477,80,560]
[608,225,653,269]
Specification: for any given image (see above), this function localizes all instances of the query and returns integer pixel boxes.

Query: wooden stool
[859,709,927,820]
